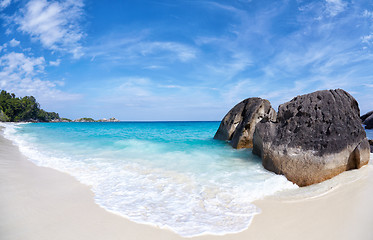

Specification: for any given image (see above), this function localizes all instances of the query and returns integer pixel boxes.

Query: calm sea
[3,122,371,236]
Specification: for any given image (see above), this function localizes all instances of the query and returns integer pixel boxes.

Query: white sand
[1,132,373,240]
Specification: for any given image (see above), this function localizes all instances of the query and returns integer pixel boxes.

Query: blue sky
[0,0,372,120]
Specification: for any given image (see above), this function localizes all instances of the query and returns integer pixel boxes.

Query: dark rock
[363,114,373,129]
[73,118,95,122]
[253,89,370,186]
[97,117,120,122]
[361,111,373,122]
[361,111,373,129]
[214,98,276,149]
[369,140,373,153]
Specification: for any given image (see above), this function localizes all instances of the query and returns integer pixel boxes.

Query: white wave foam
[0,123,298,237]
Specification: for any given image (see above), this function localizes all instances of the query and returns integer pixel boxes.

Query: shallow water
[365,128,373,140]
[1,122,371,237]
[0,122,297,236]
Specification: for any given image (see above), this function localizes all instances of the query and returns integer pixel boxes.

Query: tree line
[0,90,59,122]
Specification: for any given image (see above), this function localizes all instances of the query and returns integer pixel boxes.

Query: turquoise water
[366,129,373,140]
[2,122,298,236]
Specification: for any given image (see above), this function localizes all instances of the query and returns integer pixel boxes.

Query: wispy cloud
[325,0,347,17]
[0,43,7,52]
[0,0,12,10]
[11,0,85,58]
[362,34,373,45]
[204,0,373,113]
[137,41,196,62]
[88,33,197,65]
[363,9,373,18]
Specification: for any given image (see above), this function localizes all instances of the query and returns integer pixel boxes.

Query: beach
[1,131,373,240]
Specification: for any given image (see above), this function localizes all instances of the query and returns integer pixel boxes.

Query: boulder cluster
[215,89,370,186]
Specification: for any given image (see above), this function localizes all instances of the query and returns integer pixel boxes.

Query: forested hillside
[0,90,59,122]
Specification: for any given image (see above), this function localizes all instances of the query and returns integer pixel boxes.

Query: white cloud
[0,0,12,10]
[0,43,7,52]
[362,34,373,44]
[138,42,196,62]
[13,0,84,58]
[9,38,20,47]
[0,52,45,76]
[49,59,61,66]
[363,10,373,18]
[0,51,80,102]
[325,0,347,17]
[143,65,165,70]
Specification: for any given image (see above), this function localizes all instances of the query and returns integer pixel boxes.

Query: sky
[0,0,373,121]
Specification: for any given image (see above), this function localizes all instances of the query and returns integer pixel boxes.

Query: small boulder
[253,89,370,186]
[214,98,276,149]
[361,111,373,122]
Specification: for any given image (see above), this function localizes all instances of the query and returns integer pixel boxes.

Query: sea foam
[0,122,298,237]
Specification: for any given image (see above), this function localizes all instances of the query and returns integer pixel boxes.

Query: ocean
[1,122,371,237]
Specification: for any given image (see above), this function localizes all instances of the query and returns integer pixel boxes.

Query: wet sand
[1,133,372,240]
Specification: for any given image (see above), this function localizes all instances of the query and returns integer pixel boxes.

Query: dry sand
[1,133,373,240]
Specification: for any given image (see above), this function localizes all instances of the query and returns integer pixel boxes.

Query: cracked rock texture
[214,98,276,149]
[253,89,370,186]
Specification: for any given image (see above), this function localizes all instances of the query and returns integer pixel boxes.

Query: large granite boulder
[214,98,276,149]
[253,89,370,186]
[361,111,373,129]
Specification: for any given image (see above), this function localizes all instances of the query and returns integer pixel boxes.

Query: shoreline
[1,131,373,240]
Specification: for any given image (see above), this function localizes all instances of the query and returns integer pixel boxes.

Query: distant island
[0,90,119,123]
[54,117,120,122]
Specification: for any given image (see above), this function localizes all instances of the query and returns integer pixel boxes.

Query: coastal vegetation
[0,90,59,122]
[0,90,120,123]
[74,117,95,122]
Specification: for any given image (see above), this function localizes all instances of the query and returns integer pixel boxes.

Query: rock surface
[361,111,373,129]
[73,118,95,122]
[97,117,120,122]
[253,89,370,186]
[369,140,373,153]
[361,111,373,122]
[214,98,276,149]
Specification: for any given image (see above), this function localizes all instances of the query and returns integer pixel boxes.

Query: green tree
[0,90,60,122]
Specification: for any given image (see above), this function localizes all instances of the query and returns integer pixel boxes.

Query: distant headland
[0,90,119,123]
[53,117,120,123]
